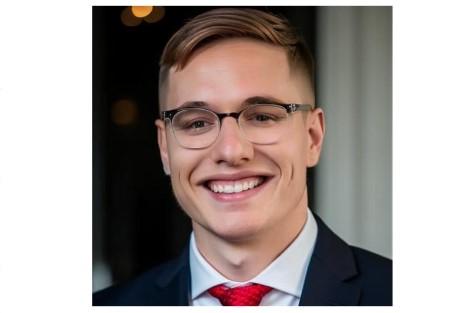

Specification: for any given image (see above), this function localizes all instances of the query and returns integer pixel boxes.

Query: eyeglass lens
[171,105,290,149]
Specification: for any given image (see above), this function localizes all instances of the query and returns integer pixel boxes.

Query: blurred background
[93,6,392,292]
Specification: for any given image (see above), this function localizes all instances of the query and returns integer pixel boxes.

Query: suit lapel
[153,242,191,305]
[299,214,361,306]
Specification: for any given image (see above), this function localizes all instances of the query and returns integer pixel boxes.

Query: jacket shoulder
[93,256,188,306]
[350,246,393,305]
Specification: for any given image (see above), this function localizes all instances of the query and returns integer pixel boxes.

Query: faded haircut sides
[158,8,315,111]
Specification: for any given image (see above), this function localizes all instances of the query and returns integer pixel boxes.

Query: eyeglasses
[160,103,313,149]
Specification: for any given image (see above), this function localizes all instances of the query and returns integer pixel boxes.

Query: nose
[209,117,254,166]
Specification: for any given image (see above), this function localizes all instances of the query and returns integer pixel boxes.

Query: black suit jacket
[93,215,392,306]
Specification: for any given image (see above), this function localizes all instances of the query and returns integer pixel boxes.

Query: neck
[193,195,308,282]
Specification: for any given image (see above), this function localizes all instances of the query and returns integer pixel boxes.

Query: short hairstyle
[159,8,315,111]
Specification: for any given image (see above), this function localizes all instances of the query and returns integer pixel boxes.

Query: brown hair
[159,8,315,110]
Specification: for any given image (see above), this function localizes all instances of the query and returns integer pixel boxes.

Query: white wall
[314,7,392,258]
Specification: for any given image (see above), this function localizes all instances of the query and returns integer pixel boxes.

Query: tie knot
[208,283,272,306]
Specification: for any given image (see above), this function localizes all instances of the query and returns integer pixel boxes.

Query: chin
[208,216,267,242]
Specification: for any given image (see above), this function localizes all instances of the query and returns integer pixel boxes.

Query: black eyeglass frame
[159,103,314,122]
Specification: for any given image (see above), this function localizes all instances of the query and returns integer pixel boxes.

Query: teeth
[233,183,242,193]
[209,177,264,194]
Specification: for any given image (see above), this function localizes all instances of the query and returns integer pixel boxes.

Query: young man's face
[157,39,324,243]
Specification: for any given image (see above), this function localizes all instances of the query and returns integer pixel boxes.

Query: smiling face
[156,39,325,244]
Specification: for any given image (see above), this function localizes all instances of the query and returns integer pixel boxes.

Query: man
[93,8,392,306]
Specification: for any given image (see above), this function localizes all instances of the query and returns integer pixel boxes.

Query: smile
[208,177,264,194]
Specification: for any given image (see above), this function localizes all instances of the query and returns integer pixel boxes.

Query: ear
[155,119,171,175]
[306,107,325,167]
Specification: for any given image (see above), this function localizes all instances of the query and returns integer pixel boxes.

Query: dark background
[93,6,318,289]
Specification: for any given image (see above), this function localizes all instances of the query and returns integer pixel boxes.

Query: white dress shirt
[189,208,318,306]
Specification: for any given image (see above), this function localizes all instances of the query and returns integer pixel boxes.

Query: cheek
[279,134,309,183]
[168,154,201,217]
[167,146,204,193]
[259,136,308,182]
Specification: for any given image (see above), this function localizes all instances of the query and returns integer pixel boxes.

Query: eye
[174,117,217,136]
[188,120,208,129]
[173,109,217,134]
[243,104,288,126]
[180,119,215,131]
[251,114,276,122]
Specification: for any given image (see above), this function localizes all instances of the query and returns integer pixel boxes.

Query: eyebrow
[244,96,285,106]
[175,96,286,110]
[175,101,209,110]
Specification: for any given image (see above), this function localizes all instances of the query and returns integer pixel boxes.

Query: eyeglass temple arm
[288,103,313,113]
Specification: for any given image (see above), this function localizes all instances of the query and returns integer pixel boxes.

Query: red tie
[208,283,272,306]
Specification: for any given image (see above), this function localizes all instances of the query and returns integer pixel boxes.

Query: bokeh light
[144,6,166,23]
[121,7,142,27]
[111,99,139,126]
[131,6,153,18]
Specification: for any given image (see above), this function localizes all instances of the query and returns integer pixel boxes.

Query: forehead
[165,39,305,109]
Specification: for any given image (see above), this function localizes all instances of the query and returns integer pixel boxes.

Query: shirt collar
[189,208,318,299]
